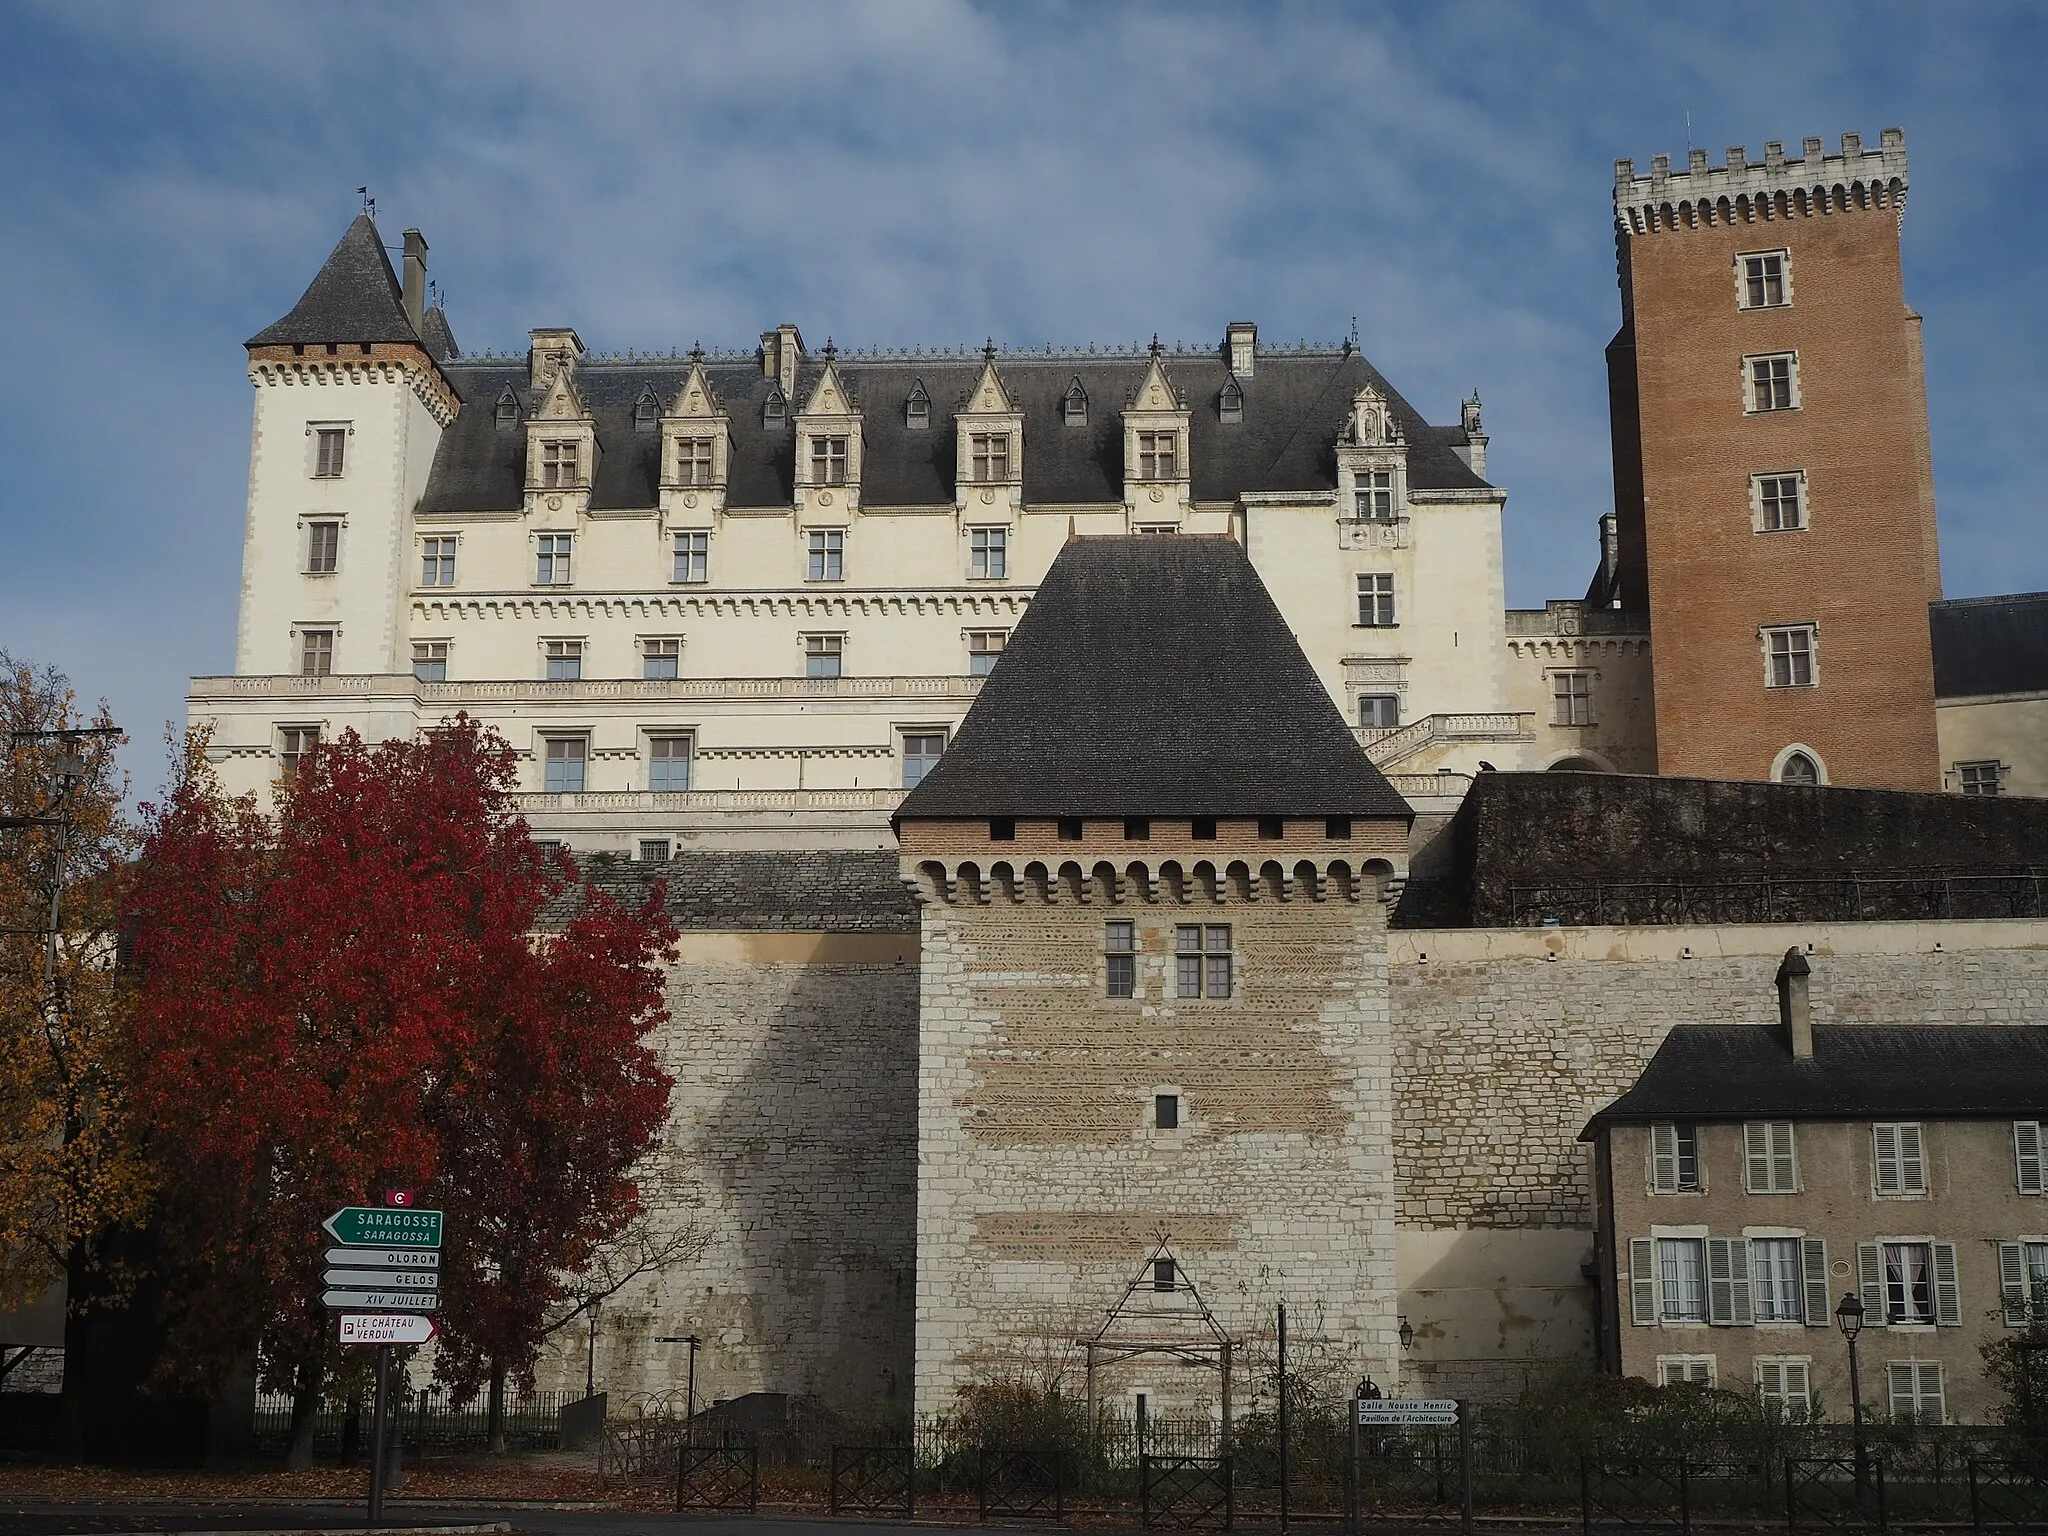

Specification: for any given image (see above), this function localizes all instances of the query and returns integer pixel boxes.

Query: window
[278,726,319,778]
[544,640,584,682]
[970,433,1011,483]
[643,638,681,680]
[2018,1122,2046,1195]
[1779,751,1821,786]
[762,389,786,428]
[1744,1122,1798,1193]
[1155,1093,1180,1129]
[299,629,333,677]
[1191,818,1216,840]
[494,390,519,431]
[970,527,1008,579]
[536,533,573,585]
[1134,523,1179,535]
[1757,473,1806,532]
[1878,1241,1938,1324]
[1887,1362,1945,1422]
[420,536,457,587]
[989,818,1016,841]
[1657,1356,1715,1387]
[675,437,715,487]
[648,735,691,792]
[633,389,659,431]
[1756,1359,1811,1418]
[673,530,709,584]
[638,838,671,862]
[1960,761,2005,797]
[1058,818,1083,841]
[807,529,844,582]
[315,427,347,478]
[1063,380,1088,425]
[1105,921,1136,998]
[1124,818,1150,841]
[905,382,930,429]
[1651,1123,1702,1192]
[1740,251,1789,309]
[1355,469,1394,521]
[810,435,848,486]
[1175,925,1232,999]
[1219,378,1243,424]
[1138,431,1176,480]
[1257,817,1283,840]
[1326,818,1352,839]
[306,521,339,574]
[1763,625,1815,688]
[1551,670,1593,727]
[1747,353,1798,412]
[1751,1239,1804,1322]
[412,641,448,683]
[804,634,842,679]
[902,733,945,789]
[1999,1241,2048,1325]
[543,736,587,794]
[1153,1258,1177,1292]
[1357,572,1396,627]
[1358,694,1400,729]
[540,439,581,488]
[968,631,1006,677]
[1658,1238,1708,1321]
[1873,1122,1927,1196]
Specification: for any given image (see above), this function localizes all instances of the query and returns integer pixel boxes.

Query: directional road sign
[1357,1398,1459,1427]
[338,1312,439,1346]
[323,1206,443,1248]
[324,1247,438,1271]
[322,1289,438,1313]
[325,1266,438,1292]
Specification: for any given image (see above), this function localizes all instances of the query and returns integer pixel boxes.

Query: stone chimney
[401,229,429,336]
[1225,321,1257,378]
[760,324,804,394]
[1458,391,1487,478]
[1777,948,1813,1060]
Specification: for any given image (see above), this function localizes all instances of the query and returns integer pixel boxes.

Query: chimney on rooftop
[1776,948,1813,1060]
[1225,321,1257,378]
[401,229,429,337]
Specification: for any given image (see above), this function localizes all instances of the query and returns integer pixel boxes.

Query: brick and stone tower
[1606,129,1941,789]
[894,535,1413,1416]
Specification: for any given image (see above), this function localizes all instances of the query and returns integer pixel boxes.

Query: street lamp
[1398,1317,1415,1351]
[1835,1292,1869,1498]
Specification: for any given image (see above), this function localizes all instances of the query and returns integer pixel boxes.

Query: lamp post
[1835,1292,1869,1500]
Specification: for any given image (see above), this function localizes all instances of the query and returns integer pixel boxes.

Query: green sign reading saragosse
[322,1206,443,1248]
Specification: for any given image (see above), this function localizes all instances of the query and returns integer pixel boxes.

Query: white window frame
[2018,1122,2046,1195]
[541,733,588,794]
[1997,1238,2048,1326]
[411,640,449,684]
[1748,1235,1805,1324]
[1744,1122,1798,1193]
[1735,248,1793,310]
[539,438,581,489]
[305,519,341,575]
[419,534,458,587]
[672,528,710,585]
[646,732,692,793]
[1745,352,1800,413]
[535,532,574,586]
[810,435,849,487]
[641,637,682,681]
[1762,624,1817,689]
[901,730,946,790]
[1356,572,1396,628]
[803,633,844,679]
[1650,1123,1703,1193]
[1656,1355,1716,1387]
[1872,1122,1928,1197]
[675,435,716,488]
[968,432,1012,484]
[297,627,335,678]
[1354,467,1395,522]
[1174,924,1232,1000]
[969,526,1008,580]
[1105,920,1137,999]
[277,724,321,778]
[967,630,1007,677]
[1137,431,1178,481]
[806,528,845,583]
[1755,1357,1812,1418]
[311,423,350,479]
[1858,1236,1960,1327]
[1752,470,1808,533]
[543,638,585,683]
[1885,1361,1945,1423]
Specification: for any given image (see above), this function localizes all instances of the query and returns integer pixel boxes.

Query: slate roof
[420,348,1489,514]
[247,215,425,350]
[1930,591,2048,698]
[418,304,459,363]
[541,849,915,933]
[1580,1023,2048,1136]
[893,536,1412,821]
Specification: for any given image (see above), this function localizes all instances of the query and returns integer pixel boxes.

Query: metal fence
[250,1387,572,1456]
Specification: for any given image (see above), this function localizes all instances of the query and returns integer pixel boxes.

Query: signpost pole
[1348,1396,1360,1536]
[1459,1400,1474,1536]
[1277,1302,1289,1536]
[368,1343,391,1522]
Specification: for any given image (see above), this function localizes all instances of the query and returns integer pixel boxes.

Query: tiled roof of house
[247,215,424,349]
[1581,1023,2048,1136]
[541,849,915,933]
[894,535,1412,821]
[1931,591,2048,698]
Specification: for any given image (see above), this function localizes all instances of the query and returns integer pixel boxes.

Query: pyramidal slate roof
[1930,591,2048,698]
[1580,1023,2048,1137]
[247,215,423,349]
[895,536,1411,821]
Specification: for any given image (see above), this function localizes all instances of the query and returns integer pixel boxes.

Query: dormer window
[763,387,787,428]
[494,390,520,432]
[540,440,581,489]
[1138,432,1177,480]
[633,387,659,431]
[1219,377,1244,425]
[1063,379,1088,426]
[810,436,849,487]
[906,381,931,429]
[969,433,1011,483]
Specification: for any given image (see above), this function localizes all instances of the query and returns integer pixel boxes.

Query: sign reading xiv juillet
[323,1206,443,1248]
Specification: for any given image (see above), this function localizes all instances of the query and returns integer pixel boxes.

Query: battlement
[1614,128,1907,236]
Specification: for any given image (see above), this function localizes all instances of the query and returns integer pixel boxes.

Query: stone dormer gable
[1348,381,1404,448]
[1121,346,1192,520]
[793,349,864,514]
[528,327,583,392]
[662,359,732,502]
[955,350,1023,510]
[1337,381,1410,531]
[525,360,597,505]
[535,363,589,423]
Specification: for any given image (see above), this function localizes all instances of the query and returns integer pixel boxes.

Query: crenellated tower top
[1614,128,1907,236]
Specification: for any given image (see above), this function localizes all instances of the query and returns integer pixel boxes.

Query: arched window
[633,386,659,431]
[1779,752,1820,786]
[493,389,519,432]
[762,386,786,428]
[905,380,930,429]
[1219,376,1244,424]
[1063,378,1088,426]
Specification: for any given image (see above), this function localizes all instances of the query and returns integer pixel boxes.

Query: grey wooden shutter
[2000,1241,2029,1326]
[1885,1362,1911,1416]
[1729,1235,1754,1324]
[1757,1359,1784,1412]
[1900,1124,1928,1194]
[1917,1362,1945,1422]
[1874,1124,1902,1195]
[1651,1124,1678,1193]
[1745,1124,1772,1192]
[1802,1237,1831,1325]
[2017,1123,2045,1195]
[1858,1241,1888,1324]
[1933,1242,1962,1325]
[1784,1360,1811,1415]
[1707,1238,1735,1324]
[1630,1238,1658,1325]
[1771,1122,1798,1192]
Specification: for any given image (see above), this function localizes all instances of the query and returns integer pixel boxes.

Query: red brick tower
[1606,129,1941,789]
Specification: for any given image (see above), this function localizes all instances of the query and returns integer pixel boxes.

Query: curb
[123,1526,513,1536]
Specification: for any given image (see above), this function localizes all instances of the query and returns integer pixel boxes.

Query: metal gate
[1581,1454,1691,1533]
[675,1443,758,1512]
[1143,1452,1233,1529]
[1969,1458,2048,1533]
[978,1447,1065,1520]
[1787,1454,1885,1532]
[830,1444,916,1517]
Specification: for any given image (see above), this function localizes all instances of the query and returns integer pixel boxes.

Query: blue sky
[2,1,2041,795]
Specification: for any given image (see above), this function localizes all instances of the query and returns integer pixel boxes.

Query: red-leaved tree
[127,719,675,1467]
